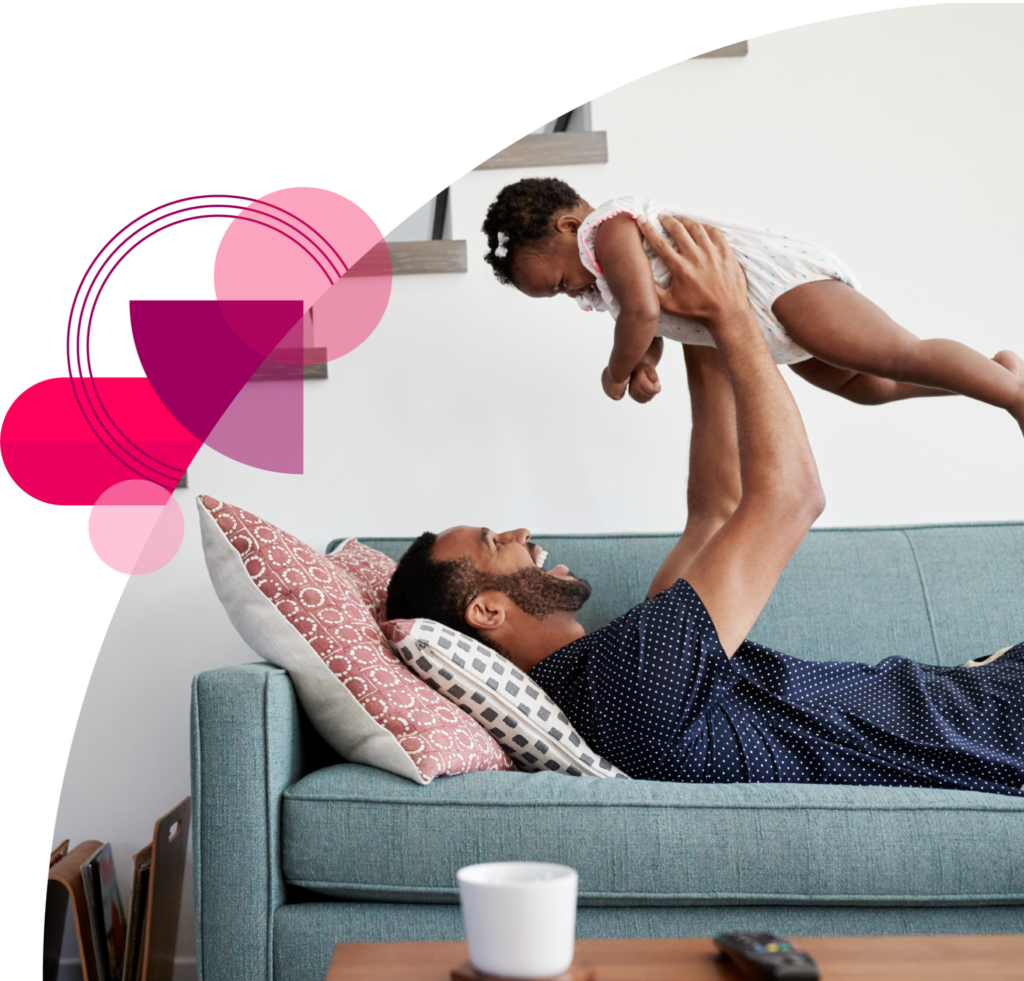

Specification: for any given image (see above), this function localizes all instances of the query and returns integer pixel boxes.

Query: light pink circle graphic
[88,479,185,574]
[214,188,392,364]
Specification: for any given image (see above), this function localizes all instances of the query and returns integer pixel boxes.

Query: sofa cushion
[198,497,513,784]
[281,763,1024,907]
[349,523,1024,665]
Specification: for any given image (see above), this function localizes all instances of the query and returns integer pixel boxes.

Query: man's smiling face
[432,526,575,580]
[431,526,591,619]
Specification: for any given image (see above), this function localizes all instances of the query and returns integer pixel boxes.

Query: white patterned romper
[576,196,864,365]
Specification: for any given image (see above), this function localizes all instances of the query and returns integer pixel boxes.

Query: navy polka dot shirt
[530,580,1024,796]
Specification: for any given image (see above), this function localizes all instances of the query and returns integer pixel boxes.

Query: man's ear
[464,591,508,634]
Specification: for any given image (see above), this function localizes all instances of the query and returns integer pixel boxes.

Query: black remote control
[713,932,819,980]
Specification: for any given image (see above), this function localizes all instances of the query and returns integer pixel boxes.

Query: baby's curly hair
[482,177,586,285]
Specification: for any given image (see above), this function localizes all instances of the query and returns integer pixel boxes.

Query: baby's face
[513,228,596,300]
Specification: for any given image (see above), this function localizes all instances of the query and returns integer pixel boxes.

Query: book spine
[82,862,110,981]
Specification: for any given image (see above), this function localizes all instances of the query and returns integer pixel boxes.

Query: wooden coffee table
[325,935,1024,981]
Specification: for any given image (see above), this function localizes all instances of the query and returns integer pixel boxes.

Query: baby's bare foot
[993,350,1024,435]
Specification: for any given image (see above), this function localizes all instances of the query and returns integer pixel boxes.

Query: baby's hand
[629,363,662,403]
[601,366,629,401]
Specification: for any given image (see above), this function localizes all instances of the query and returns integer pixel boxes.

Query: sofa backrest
[346,522,1024,667]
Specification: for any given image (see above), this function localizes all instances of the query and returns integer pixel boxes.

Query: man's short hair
[385,532,488,644]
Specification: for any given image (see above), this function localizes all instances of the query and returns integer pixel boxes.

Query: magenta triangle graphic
[130,300,304,473]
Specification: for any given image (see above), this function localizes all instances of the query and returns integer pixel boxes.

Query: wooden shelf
[250,349,329,380]
[693,41,748,58]
[302,361,328,379]
[390,239,467,274]
[475,131,608,170]
[348,239,467,276]
[470,49,742,173]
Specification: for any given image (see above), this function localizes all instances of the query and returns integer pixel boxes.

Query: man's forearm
[712,312,821,511]
[684,345,741,522]
[674,304,825,652]
[647,345,741,598]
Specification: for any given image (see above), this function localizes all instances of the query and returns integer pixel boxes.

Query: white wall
[53,5,1024,974]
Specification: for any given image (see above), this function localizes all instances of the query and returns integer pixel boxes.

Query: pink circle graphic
[214,188,392,364]
[88,479,185,575]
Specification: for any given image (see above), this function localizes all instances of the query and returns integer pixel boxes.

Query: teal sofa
[190,522,1024,981]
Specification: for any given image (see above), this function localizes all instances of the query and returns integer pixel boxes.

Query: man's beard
[480,565,592,618]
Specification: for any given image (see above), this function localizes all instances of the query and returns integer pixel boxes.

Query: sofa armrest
[190,663,309,981]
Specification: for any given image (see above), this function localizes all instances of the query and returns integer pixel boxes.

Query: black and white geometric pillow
[961,645,1013,667]
[383,618,630,779]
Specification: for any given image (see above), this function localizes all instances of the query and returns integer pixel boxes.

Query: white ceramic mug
[457,862,578,979]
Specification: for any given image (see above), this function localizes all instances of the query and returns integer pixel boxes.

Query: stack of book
[44,798,190,981]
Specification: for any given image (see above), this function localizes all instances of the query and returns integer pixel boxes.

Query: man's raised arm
[647,345,741,598]
[638,214,825,656]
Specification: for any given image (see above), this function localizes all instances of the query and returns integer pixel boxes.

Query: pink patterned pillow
[197,496,513,784]
[325,538,393,621]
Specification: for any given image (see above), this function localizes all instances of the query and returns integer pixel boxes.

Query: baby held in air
[482,177,1024,436]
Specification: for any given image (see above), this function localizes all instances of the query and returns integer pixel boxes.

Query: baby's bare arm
[638,335,663,368]
[595,214,662,392]
[628,336,664,404]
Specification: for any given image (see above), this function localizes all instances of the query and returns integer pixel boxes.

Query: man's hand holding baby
[635,213,749,326]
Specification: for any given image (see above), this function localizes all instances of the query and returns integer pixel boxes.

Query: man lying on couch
[387,215,1024,796]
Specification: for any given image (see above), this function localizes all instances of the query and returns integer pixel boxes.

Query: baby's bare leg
[788,358,952,405]
[774,280,1024,431]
